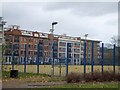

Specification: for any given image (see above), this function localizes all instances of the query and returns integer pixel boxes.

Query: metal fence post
[66,43,69,77]
[12,44,14,70]
[91,41,94,75]
[59,58,61,77]
[84,41,86,80]
[37,43,40,74]
[24,44,26,74]
[101,43,104,75]
[52,43,55,78]
[113,44,116,74]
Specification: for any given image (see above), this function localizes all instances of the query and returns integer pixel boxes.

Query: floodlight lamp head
[52,22,58,25]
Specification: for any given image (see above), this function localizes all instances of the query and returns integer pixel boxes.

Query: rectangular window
[74,54,79,58]
[34,44,37,49]
[59,47,66,52]
[28,44,32,49]
[14,50,19,56]
[59,53,65,58]
[74,49,80,53]
[14,44,19,49]
[23,37,26,42]
[74,42,80,46]
[59,42,66,46]
[29,38,33,42]
[44,39,48,45]
[21,51,24,55]
[34,51,37,55]
[14,36,19,42]
[5,35,12,42]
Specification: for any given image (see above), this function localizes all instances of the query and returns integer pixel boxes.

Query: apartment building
[3,25,101,65]
[81,39,101,64]
[4,25,58,64]
[55,34,81,65]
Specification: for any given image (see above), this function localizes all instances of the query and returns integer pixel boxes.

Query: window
[21,51,24,55]
[14,44,19,49]
[28,51,33,55]
[34,44,37,49]
[5,57,8,62]
[59,42,66,46]
[5,35,12,42]
[44,39,48,45]
[34,34,38,37]
[59,47,66,52]
[14,36,19,42]
[74,49,80,53]
[59,53,65,58]
[29,38,33,42]
[35,39,38,43]
[74,42,80,46]
[14,50,19,56]
[34,52,37,55]
[39,40,43,44]
[28,44,32,49]
[22,37,26,42]
[81,47,84,50]
[74,54,79,58]
[9,57,11,62]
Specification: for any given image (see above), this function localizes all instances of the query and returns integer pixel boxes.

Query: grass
[2,71,49,79]
[2,71,64,82]
[2,71,120,89]
[50,82,119,88]
[2,65,120,76]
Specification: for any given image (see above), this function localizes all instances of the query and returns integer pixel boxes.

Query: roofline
[81,38,102,42]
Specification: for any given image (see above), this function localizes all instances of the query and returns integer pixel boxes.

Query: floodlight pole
[50,22,58,79]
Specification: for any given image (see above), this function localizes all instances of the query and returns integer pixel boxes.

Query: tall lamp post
[50,22,58,79]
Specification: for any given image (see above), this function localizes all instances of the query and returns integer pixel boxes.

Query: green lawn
[2,71,120,89]
[50,82,119,88]
[3,65,119,77]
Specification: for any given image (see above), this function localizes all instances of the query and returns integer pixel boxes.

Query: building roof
[5,27,101,42]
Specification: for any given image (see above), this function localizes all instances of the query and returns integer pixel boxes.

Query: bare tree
[110,35,120,47]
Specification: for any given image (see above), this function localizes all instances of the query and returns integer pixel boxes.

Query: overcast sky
[2,2,118,43]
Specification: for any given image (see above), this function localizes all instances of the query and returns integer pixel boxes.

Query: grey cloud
[43,2,118,16]
[2,2,118,43]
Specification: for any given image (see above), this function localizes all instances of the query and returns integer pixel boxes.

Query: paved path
[2,79,66,88]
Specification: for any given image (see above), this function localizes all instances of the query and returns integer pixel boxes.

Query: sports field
[3,65,120,76]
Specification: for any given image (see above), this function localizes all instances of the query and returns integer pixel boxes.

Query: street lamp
[50,22,58,79]
[84,34,88,42]
[0,17,7,45]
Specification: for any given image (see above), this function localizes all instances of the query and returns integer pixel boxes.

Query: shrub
[67,72,83,83]
[66,71,120,83]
